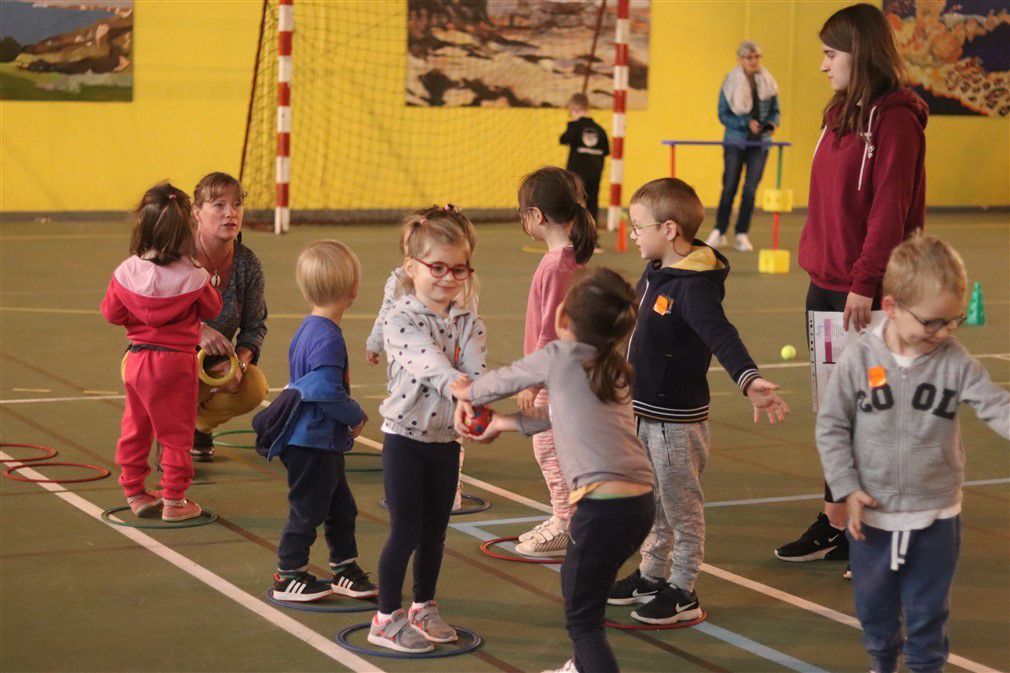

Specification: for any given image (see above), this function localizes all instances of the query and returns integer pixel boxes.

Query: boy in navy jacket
[608,178,789,624]
[256,241,377,603]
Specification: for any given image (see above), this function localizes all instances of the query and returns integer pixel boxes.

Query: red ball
[465,405,493,435]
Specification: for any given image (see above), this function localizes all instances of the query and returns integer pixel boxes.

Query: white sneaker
[515,517,569,557]
[517,517,552,543]
[734,233,754,252]
[705,229,727,248]
[541,659,579,673]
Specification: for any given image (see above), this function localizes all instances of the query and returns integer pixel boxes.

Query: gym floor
[1,210,1007,673]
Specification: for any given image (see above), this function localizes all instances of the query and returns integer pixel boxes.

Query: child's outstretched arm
[365,269,399,365]
[746,377,790,424]
[452,399,549,443]
[959,351,1010,439]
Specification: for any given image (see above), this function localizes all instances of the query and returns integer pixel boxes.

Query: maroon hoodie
[798,88,928,298]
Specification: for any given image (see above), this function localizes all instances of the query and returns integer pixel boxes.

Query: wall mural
[0,0,133,102]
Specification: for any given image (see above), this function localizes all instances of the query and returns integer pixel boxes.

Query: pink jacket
[524,246,580,355]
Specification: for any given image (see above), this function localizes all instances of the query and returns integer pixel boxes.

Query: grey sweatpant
[637,418,709,591]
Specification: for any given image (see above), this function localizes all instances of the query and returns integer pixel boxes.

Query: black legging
[377,433,460,613]
[806,282,881,502]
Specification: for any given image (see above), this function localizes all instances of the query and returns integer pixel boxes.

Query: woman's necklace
[198,232,234,288]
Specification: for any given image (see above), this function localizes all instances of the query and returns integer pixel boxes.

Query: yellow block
[759,248,790,274]
[762,188,794,213]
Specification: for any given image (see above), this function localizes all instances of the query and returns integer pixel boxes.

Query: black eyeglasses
[412,257,474,280]
[897,300,966,334]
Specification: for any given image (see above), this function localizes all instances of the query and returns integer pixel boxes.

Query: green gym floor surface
[1,211,1007,673]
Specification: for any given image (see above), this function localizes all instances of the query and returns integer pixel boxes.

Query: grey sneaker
[517,517,551,543]
[408,600,458,643]
[541,659,579,673]
[367,610,433,653]
[515,518,569,557]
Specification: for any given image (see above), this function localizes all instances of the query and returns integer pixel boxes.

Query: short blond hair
[296,240,360,306]
[883,233,967,305]
[630,178,705,241]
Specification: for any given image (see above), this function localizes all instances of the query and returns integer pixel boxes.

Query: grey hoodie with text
[817,327,1009,512]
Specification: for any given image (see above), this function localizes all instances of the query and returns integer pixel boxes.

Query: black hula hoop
[605,609,708,630]
[0,442,59,463]
[263,589,377,613]
[334,622,482,659]
[379,493,491,516]
[211,429,257,449]
[4,461,110,483]
[100,505,218,529]
[479,536,563,564]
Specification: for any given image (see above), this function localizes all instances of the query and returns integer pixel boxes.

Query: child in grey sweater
[452,268,655,673]
[817,235,1009,673]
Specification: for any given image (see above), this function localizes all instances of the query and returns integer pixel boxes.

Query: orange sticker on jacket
[867,366,887,388]
[653,295,672,315]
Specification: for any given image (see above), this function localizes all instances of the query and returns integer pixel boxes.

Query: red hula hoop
[4,461,111,483]
[479,536,564,565]
[0,442,59,463]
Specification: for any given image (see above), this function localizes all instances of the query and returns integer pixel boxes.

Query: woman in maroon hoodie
[775,3,928,569]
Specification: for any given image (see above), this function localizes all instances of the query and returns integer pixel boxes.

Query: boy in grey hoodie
[817,235,1008,673]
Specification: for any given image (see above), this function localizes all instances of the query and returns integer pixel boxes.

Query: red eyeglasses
[411,257,474,280]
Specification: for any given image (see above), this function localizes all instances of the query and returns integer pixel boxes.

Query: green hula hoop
[101,505,218,529]
[212,429,257,449]
[345,451,382,473]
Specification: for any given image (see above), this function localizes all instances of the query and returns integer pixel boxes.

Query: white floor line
[399,437,1002,673]
[0,451,385,673]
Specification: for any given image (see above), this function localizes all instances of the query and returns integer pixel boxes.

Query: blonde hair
[296,240,360,307]
[883,233,967,305]
[630,178,705,241]
[399,206,477,305]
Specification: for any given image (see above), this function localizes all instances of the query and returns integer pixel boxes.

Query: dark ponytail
[518,166,597,265]
[561,267,637,404]
[131,182,196,265]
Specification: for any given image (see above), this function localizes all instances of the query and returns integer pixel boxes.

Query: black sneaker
[631,584,702,624]
[774,513,848,562]
[608,569,663,605]
[190,429,215,461]
[331,561,378,598]
[272,571,333,602]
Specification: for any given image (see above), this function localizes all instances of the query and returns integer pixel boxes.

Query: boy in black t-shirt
[559,93,609,227]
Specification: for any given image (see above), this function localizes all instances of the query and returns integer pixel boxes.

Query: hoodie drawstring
[890,529,910,571]
[857,105,878,192]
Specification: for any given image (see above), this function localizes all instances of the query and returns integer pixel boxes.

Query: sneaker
[734,233,754,252]
[608,569,664,605]
[127,490,162,517]
[190,429,215,461]
[705,229,727,248]
[515,518,569,557]
[367,609,434,653]
[541,660,579,673]
[774,513,849,562]
[631,584,702,624]
[517,517,552,543]
[452,484,463,512]
[408,600,458,643]
[162,498,202,522]
[843,564,852,580]
[331,561,378,598]
[272,571,333,602]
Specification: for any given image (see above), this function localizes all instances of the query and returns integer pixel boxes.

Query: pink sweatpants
[116,350,197,501]
[532,389,574,521]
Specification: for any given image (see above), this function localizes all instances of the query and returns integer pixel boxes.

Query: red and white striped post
[275,0,292,234]
[607,0,629,238]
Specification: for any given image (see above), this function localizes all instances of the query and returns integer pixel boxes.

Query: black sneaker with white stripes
[272,571,333,602]
[331,561,378,598]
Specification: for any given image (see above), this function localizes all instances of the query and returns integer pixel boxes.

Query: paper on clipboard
[807,310,886,412]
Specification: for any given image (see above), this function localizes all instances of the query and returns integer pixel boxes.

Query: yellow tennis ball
[780,344,797,361]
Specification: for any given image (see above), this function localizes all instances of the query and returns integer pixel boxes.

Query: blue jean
[715,145,769,235]
[850,517,960,673]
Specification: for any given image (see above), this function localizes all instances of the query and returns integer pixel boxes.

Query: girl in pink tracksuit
[101,182,222,522]
[513,166,597,557]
